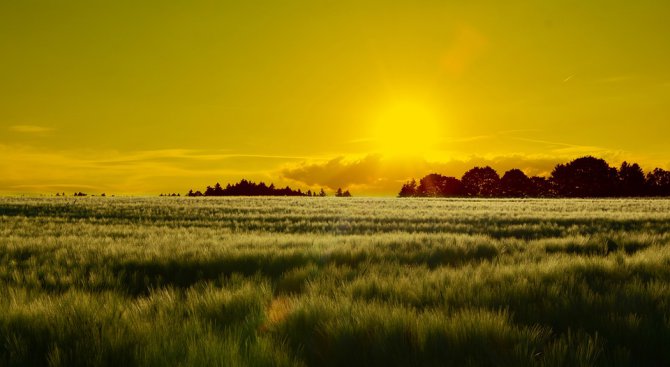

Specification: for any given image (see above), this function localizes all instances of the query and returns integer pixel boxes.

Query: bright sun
[370,100,442,156]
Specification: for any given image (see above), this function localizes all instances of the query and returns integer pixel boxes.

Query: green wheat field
[2,197,670,367]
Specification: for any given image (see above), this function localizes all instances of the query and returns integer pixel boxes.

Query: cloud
[563,74,576,83]
[281,151,663,195]
[282,155,384,190]
[596,75,636,84]
[0,145,304,195]
[282,154,559,195]
[9,125,54,133]
[0,144,665,196]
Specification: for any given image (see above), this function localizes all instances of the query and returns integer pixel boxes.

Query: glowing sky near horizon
[1,0,669,195]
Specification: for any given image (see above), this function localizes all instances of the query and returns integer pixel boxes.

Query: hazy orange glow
[1,1,669,195]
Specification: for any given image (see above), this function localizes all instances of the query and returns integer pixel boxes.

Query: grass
[1,197,670,366]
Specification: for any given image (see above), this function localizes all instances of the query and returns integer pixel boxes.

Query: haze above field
[1,1,669,195]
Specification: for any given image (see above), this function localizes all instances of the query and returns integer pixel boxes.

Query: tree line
[399,156,670,198]
[187,179,343,197]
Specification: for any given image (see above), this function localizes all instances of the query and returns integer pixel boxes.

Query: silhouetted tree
[551,156,618,197]
[417,174,441,197]
[192,179,310,196]
[461,166,500,197]
[214,182,224,195]
[529,176,554,197]
[416,174,463,197]
[618,162,646,197]
[646,168,670,196]
[187,189,204,196]
[397,157,669,199]
[258,182,268,195]
[319,188,327,197]
[334,188,353,197]
[398,179,418,197]
[500,169,532,197]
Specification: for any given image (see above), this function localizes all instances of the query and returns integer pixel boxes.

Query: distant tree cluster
[54,192,114,197]
[335,188,352,197]
[399,156,670,198]
[159,193,181,197]
[187,179,331,197]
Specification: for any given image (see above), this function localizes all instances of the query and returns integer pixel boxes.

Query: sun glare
[371,100,442,157]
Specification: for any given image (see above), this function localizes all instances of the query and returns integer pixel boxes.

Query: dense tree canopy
[462,167,500,197]
[417,174,464,197]
[187,179,334,197]
[500,169,532,197]
[646,168,670,197]
[399,156,670,198]
[551,156,618,197]
[618,162,646,197]
[398,179,418,197]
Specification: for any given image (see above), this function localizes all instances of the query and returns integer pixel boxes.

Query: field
[2,197,670,366]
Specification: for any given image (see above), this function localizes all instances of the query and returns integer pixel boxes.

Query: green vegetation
[2,197,670,366]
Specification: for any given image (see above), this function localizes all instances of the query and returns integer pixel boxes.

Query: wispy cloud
[497,129,543,135]
[281,146,666,195]
[281,154,565,195]
[0,145,307,195]
[0,144,666,196]
[9,125,54,133]
[563,74,576,83]
[94,149,309,166]
[442,135,492,144]
[596,75,637,84]
[10,183,99,190]
[506,136,624,157]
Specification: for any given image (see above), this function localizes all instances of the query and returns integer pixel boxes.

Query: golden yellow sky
[2,1,669,195]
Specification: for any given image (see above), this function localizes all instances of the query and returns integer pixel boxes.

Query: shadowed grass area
[1,197,670,366]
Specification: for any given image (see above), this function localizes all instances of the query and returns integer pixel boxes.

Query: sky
[1,0,669,195]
